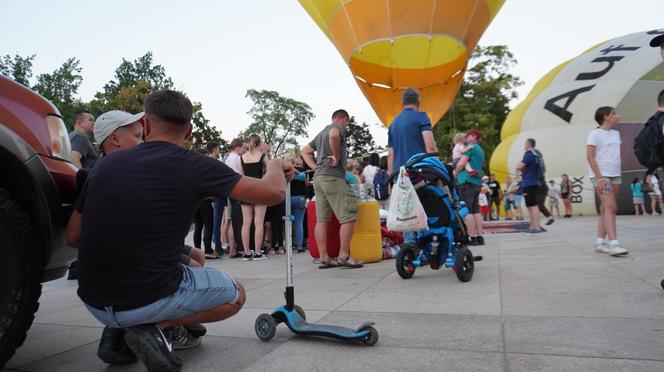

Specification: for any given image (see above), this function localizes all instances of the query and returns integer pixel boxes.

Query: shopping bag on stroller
[387,166,428,232]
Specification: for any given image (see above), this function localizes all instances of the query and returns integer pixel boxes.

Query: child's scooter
[254,181,378,346]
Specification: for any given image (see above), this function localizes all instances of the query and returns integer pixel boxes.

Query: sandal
[205,253,221,259]
[337,256,363,268]
[318,258,340,269]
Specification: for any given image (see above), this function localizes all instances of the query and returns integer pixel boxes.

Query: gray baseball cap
[94,110,144,145]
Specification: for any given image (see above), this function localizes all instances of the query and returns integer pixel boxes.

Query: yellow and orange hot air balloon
[298,0,504,126]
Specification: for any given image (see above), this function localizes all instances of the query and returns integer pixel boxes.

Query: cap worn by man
[467,130,482,140]
[94,110,145,145]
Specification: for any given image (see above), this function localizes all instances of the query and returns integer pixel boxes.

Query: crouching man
[66,89,293,372]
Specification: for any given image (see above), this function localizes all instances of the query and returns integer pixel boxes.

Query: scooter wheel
[293,305,306,321]
[362,326,379,346]
[255,313,277,342]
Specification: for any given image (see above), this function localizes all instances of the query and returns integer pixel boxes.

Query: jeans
[212,198,224,252]
[291,196,307,248]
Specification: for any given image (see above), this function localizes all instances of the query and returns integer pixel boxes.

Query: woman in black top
[239,135,268,261]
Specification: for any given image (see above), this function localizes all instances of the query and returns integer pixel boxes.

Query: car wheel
[0,189,43,368]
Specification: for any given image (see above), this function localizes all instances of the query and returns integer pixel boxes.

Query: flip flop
[205,253,221,259]
[337,256,364,269]
[318,258,340,269]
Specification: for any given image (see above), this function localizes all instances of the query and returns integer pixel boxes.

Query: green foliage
[89,52,174,116]
[33,58,85,128]
[345,117,378,158]
[0,54,35,86]
[190,102,226,150]
[242,89,314,157]
[433,45,523,171]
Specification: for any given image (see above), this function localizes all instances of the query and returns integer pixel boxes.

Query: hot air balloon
[298,0,504,126]
[490,29,664,216]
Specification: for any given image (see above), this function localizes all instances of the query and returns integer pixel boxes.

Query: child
[452,132,479,176]
[630,177,645,215]
[480,176,491,221]
[547,180,561,217]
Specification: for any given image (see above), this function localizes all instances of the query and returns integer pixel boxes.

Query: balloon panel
[299,0,504,126]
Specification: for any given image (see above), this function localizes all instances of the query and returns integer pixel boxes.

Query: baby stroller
[391,153,478,282]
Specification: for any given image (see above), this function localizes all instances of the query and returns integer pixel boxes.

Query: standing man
[454,130,485,245]
[531,144,556,227]
[301,109,363,269]
[516,138,543,233]
[225,138,245,258]
[487,174,503,220]
[386,88,438,175]
[70,110,98,169]
[206,141,226,257]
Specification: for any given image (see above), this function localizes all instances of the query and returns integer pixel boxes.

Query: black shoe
[97,327,137,364]
[296,247,306,253]
[167,326,202,350]
[477,236,485,245]
[183,323,207,337]
[539,227,547,232]
[469,237,480,246]
[123,324,182,372]
[67,260,78,280]
[545,218,555,226]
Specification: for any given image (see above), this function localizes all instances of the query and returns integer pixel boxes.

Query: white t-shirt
[225,152,242,173]
[362,165,378,186]
[587,128,621,178]
[649,175,662,196]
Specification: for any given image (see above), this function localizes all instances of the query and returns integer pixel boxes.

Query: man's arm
[328,127,341,165]
[387,147,394,175]
[65,211,81,248]
[229,159,294,206]
[454,154,469,174]
[71,151,83,169]
[422,130,438,153]
[301,144,317,170]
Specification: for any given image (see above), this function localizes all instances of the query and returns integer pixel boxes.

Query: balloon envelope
[298,0,504,126]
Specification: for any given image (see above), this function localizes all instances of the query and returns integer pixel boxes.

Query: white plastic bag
[387,167,428,232]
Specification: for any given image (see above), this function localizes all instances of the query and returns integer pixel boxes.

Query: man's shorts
[313,175,358,224]
[523,185,540,207]
[458,183,481,214]
[84,265,240,328]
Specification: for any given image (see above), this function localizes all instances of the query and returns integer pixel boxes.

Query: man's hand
[327,155,338,167]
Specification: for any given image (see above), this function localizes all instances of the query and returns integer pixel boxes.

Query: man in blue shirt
[516,138,543,233]
[454,130,485,245]
[387,88,438,175]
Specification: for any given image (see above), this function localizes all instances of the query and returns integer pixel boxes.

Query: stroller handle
[387,152,441,183]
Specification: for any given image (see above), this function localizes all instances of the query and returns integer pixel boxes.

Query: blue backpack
[373,169,390,200]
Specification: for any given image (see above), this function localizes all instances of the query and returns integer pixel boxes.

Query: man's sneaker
[123,324,182,372]
[253,253,268,261]
[545,218,555,226]
[242,252,253,261]
[97,326,137,364]
[168,326,202,350]
[476,236,485,245]
[184,323,207,337]
[469,237,480,246]
[608,244,628,256]
[594,242,610,253]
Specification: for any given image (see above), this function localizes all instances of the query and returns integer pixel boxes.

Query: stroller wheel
[396,244,417,279]
[454,247,475,282]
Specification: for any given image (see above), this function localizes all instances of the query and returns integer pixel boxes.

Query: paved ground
[4,216,664,372]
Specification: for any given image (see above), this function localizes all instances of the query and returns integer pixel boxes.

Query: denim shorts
[85,265,239,328]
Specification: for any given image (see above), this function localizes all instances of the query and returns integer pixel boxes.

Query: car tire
[0,188,43,368]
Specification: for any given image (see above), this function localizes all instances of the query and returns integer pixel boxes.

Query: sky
[1,0,662,148]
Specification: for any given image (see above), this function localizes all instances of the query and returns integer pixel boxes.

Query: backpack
[373,169,390,201]
[634,112,664,169]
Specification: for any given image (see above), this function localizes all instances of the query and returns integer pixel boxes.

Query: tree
[190,102,227,150]
[89,52,174,116]
[33,58,84,127]
[242,89,314,157]
[433,45,523,171]
[345,117,378,158]
[0,54,35,86]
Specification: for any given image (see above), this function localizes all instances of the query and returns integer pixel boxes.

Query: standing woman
[645,169,664,215]
[560,174,573,218]
[586,106,628,256]
[239,134,269,261]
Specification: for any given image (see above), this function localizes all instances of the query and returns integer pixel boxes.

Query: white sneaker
[594,242,610,253]
[608,244,628,256]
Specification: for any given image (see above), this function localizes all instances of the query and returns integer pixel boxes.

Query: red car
[0,76,78,367]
